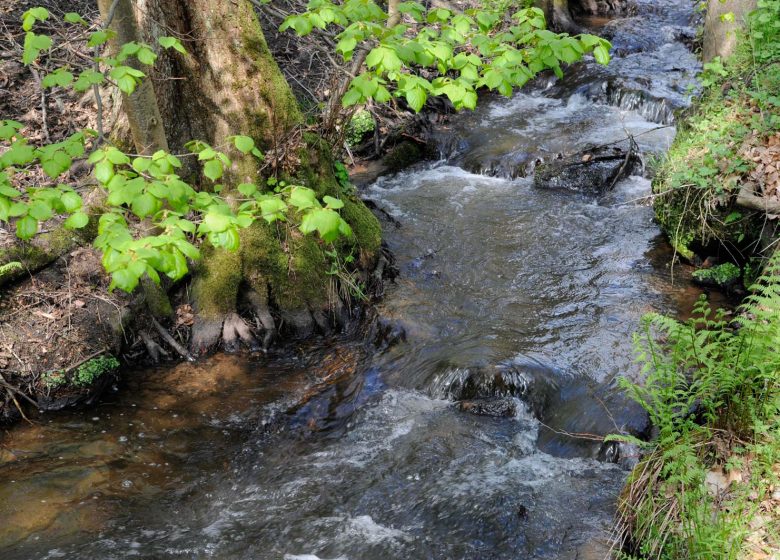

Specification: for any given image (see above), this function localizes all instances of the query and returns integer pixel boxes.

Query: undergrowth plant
[616,255,780,559]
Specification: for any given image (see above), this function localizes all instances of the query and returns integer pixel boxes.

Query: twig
[0,372,39,408]
[62,347,110,373]
[29,67,51,142]
[151,317,195,362]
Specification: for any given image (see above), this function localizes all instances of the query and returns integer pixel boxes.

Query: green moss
[192,245,242,318]
[341,198,382,258]
[238,221,329,312]
[73,355,119,387]
[384,141,423,172]
[651,41,776,259]
[692,262,741,285]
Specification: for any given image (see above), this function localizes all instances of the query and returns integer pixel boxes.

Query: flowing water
[1,2,711,559]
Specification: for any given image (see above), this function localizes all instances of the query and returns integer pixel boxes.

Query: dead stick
[151,318,195,362]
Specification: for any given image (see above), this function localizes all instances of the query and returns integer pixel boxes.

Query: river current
[1,1,708,558]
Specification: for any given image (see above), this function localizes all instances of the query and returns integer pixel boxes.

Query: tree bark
[126,0,382,354]
[97,0,168,154]
[702,0,757,62]
[536,0,583,34]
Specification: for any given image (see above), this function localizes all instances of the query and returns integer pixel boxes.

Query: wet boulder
[458,397,517,417]
[533,143,640,194]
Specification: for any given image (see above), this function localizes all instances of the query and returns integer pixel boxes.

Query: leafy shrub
[345,109,375,146]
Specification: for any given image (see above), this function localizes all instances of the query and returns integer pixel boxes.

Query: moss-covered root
[189,246,242,355]
[189,198,382,355]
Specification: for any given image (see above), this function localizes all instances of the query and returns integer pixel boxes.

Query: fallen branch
[151,317,195,362]
[736,183,780,215]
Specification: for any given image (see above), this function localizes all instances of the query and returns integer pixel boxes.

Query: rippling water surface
[1,2,713,558]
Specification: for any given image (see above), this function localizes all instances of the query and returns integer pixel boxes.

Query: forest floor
[0,0,134,424]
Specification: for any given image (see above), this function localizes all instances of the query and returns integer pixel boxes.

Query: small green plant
[691,262,741,285]
[40,369,67,388]
[345,109,375,146]
[73,355,119,387]
[0,261,22,279]
[325,247,367,302]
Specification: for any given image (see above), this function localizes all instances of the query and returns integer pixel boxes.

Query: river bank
[616,1,780,557]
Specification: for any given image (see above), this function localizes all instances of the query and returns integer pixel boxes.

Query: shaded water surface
[2,2,710,558]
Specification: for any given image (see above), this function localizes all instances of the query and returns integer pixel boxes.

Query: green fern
[617,255,780,559]
[0,261,22,279]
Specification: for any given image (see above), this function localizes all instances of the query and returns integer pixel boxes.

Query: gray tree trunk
[702,0,757,62]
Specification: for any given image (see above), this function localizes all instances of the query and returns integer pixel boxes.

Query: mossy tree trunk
[128,0,382,354]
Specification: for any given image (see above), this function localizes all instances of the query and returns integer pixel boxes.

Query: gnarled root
[140,330,169,363]
[222,312,260,353]
[245,288,275,351]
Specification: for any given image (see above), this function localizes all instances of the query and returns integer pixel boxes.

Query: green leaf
[22,7,49,31]
[28,200,52,221]
[405,87,427,112]
[203,212,231,233]
[22,32,52,65]
[323,195,344,209]
[73,69,105,92]
[41,68,74,88]
[131,192,159,218]
[61,191,82,212]
[232,135,255,154]
[300,208,343,242]
[105,147,130,165]
[258,197,287,223]
[64,211,89,229]
[110,268,140,293]
[64,12,88,25]
[16,215,38,240]
[158,36,187,54]
[136,46,157,66]
[39,149,71,178]
[132,157,152,173]
[0,184,21,198]
[87,30,111,47]
[593,44,610,66]
[237,182,257,197]
[203,159,223,181]
[0,120,23,140]
[288,186,318,210]
[94,160,114,184]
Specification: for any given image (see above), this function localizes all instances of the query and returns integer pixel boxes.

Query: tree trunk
[702,0,757,62]
[536,0,583,34]
[128,0,382,354]
[97,0,168,154]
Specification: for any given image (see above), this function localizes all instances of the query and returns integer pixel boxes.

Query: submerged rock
[458,397,517,417]
[533,143,641,194]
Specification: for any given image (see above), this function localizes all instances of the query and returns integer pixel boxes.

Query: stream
[1,2,709,558]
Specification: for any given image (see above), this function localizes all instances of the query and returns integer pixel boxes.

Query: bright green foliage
[0,261,22,279]
[3,9,357,295]
[691,262,741,285]
[282,0,611,111]
[618,257,780,559]
[73,355,120,387]
[345,109,375,146]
